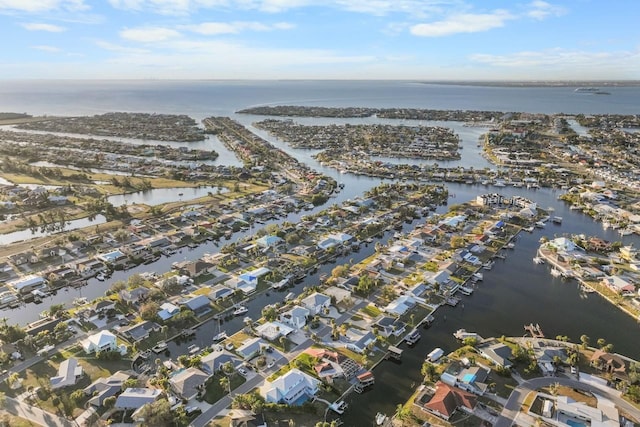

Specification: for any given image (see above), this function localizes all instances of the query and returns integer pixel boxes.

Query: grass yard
[202,373,246,404]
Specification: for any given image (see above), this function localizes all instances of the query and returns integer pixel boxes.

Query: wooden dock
[524,323,545,338]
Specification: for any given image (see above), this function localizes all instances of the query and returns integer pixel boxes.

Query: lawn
[202,373,246,404]
[360,304,382,318]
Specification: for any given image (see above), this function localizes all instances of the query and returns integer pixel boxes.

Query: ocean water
[1,80,639,118]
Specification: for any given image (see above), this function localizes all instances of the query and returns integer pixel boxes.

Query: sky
[0,0,638,80]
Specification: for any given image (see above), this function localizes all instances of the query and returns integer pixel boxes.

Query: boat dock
[385,345,403,361]
[524,323,545,338]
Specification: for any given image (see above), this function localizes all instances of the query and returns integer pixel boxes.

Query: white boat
[482,261,493,270]
[375,412,388,426]
[533,257,544,264]
[213,331,228,342]
[581,285,596,294]
[405,329,421,345]
[473,272,484,281]
[459,286,474,296]
[188,344,200,355]
[243,316,252,324]
[73,297,88,306]
[550,268,561,277]
[152,341,168,353]
[524,226,534,232]
[233,306,248,316]
[552,216,563,224]
[505,242,515,249]
[535,221,545,228]
[454,329,482,341]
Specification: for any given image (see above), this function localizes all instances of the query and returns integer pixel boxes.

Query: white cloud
[411,10,514,37]
[120,26,181,42]
[106,0,454,15]
[108,0,227,15]
[95,40,150,54]
[22,22,66,32]
[527,1,566,20]
[183,21,294,35]
[469,48,640,76]
[31,44,61,52]
[0,0,87,12]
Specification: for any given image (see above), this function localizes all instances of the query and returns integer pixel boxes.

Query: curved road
[496,376,640,427]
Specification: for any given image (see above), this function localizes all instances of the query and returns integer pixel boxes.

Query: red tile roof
[424,381,477,419]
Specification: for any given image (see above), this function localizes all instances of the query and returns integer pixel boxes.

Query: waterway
[0,215,107,245]
[106,186,229,207]
[0,81,639,423]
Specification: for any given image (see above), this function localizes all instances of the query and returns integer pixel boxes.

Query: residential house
[38,246,65,260]
[200,351,239,376]
[236,337,265,360]
[374,316,407,338]
[181,295,212,317]
[120,321,160,342]
[256,235,284,250]
[181,260,215,278]
[255,321,294,341]
[421,381,477,421]
[119,287,150,306]
[440,361,490,395]
[75,259,105,278]
[96,250,127,265]
[115,388,162,410]
[590,350,629,382]
[479,343,513,368]
[157,302,180,321]
[344,328,376,354]
[383,294,418,316]
[84,371,131,407]
[94,299,116,313]
[9,251,38,266]
[279,306,310,329]
[8,275,47,295]
[601,275,636,294]
[82,330,117,354]
[50,358,84,390]
[301,292,331,315]
[263,368,320,405]
[169,367,210,400]
[207,284,234,302]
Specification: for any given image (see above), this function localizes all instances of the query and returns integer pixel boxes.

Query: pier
[385,345,403,361]
[524,323,545,338]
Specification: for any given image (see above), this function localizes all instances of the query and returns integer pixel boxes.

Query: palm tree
[219,377,230,394]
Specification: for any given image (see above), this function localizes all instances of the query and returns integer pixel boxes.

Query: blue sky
[0,0,638,80]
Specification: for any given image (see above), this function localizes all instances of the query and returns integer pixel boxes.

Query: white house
[263,368,320,405]
[50,358,83,390]
[301,292,331,315]
[279,306,310,329]
[82,330,117,354]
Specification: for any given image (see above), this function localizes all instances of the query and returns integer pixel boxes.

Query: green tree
[421,361,437,382]
[220,377,230,394]
[580,334,590,349]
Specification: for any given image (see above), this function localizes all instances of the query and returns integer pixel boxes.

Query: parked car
[237,367,248,376]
